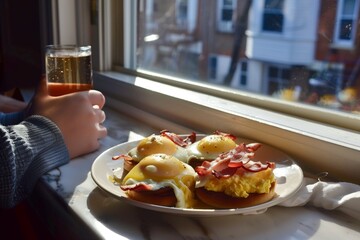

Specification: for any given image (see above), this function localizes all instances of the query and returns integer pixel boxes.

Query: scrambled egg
[203,168,275,198]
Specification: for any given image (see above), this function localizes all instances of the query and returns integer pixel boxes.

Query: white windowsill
[94,71,360,184]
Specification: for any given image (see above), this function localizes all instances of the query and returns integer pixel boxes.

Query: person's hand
[0,94,27,113]
[28,78,107,159]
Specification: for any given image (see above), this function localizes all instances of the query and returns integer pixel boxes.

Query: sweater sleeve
[0,111,25,125]
[0,115,70,208]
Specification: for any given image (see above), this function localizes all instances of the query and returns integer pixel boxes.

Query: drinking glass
[45,45,93,96]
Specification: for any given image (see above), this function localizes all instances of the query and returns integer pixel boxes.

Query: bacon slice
[213,130,237,141]
[160,130,196,147]
[120,182,153,191]
[112,154,133,161]
[195,143,274,179]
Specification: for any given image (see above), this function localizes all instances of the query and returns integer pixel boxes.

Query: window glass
[334,0,359,45]
[217,0,237,32]
[137,0,360,115]
[262,0,284,32]
[239,61,247,86]
[177,0,188,25]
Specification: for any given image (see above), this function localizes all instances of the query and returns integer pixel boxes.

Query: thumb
[23,75,49,117]
[34,75,49,98]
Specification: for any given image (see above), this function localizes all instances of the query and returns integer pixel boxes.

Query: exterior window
[334,0,359,46]
[267,65,290,95]
[209,56,218,79]
[262,0,284,32]
[217,0,237,32]
[239,61,247,86]
[177,0,188,27]
[221,0,234,21]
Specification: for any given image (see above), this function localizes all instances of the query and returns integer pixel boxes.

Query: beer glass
[45,45,93,96]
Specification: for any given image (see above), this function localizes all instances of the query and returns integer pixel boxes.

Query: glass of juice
[45,45,93,96]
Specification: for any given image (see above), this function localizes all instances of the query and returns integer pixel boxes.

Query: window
[177,0,188,27]
[262,0,284,32]
[217,0,237,32]
[239,61,247,86]
[267,65,291,95]
[334,0,359,47]
[81,0,360,182]
[209,55,218,79]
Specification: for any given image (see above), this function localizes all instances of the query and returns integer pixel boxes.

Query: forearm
[0,115,70,208]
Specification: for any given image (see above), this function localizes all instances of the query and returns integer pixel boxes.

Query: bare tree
[224,0,252,85]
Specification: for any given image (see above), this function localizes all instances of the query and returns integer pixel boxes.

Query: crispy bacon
[242,161,275,172]
[160,130,196,147]
[112,154,133,161]
[213,130,237,141]
[120,183,153,191]
[195,143,274,179]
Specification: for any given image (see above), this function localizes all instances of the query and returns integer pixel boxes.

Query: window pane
[222,9,233,21]
[241,61,247,71]
[339,19,353,39]
[265,0,283,10]
[268,66,279,78]
[240,75,247,85]
[209,56,217,79]
[343,0,355,15]
[137,0,360,115]
[223,0,233,7]
[262,0,284,32]
[262,13,283,32]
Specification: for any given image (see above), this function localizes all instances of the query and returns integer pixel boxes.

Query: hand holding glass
[45,45,93,96]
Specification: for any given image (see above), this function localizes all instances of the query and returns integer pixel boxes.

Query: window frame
[261,0,284,33]
[333,0,359,48]
[89,0,360,183]
[217,0,237,32]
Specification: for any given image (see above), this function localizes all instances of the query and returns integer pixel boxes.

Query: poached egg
[121,153,196,208]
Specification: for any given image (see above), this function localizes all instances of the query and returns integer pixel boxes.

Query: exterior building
[139,0,360,110]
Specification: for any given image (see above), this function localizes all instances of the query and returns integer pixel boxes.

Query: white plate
[91,135,304,216]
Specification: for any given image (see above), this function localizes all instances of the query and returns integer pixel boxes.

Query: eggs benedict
[187,131,237,168]
[120,153,196,208]
[113,130,195,171]
[195,143,276,208]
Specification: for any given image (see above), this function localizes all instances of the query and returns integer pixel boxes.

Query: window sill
[94,71,360,184]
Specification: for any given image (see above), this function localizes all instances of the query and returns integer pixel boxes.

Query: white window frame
[55,0,359,183]
[217,0,237,32]
[333,0,359,48]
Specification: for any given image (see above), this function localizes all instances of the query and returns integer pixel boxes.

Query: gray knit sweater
[0,112,69,208]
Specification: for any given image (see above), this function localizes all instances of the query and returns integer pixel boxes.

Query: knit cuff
[0,111,25,125]
[21,116,70,195]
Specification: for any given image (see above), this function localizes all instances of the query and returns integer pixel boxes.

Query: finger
[97,125,108,139]
[88,90,105,109]
[94,108,106,123]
